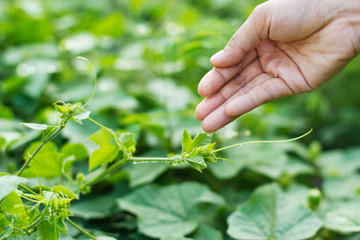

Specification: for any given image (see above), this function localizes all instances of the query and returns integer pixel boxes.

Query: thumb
[211,2,271,67]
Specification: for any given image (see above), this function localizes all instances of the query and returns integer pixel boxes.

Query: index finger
[210,2,271,67]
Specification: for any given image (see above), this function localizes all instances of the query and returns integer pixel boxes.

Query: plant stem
[83,159,127,188]
[66,218,97,240]
[19,184,37,195]
[26,215,44,231]
[16,126,64,176]
[213,129,313,153]
[83,156,181,188]
[128,156,180,162]
[87,117,129,159]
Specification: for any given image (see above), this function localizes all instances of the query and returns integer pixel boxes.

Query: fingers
[225,77,294,117]
[201,105,236,133]
[200,76,293,133]
[198,50,258,97]
[210,3,271,68]
[199,72,295,132]
[198,65,241,97]
[195,58,262,121]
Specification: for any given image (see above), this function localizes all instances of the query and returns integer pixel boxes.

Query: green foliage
[37,219,59,240]
[89,128,122,171]
[1,191,29,226]
[180,130,215,172]
[324,210,360,234]
[118,182,225,238]
[1,0,360,239]
[0,175,27,201]
[227,184,322,240]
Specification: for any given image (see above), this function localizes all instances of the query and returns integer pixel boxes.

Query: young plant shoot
[1,57,312,240]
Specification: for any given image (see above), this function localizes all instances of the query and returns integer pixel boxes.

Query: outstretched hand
[195,0,360,133]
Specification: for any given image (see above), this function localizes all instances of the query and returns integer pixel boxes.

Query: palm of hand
[196,15,358,133]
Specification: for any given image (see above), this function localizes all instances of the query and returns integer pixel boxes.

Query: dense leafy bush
[1,0,360,239]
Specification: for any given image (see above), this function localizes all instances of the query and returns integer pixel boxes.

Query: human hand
[195,0,360,133]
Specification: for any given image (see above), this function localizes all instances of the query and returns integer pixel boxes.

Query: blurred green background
[1,0,360,239]
[1,0,359,151]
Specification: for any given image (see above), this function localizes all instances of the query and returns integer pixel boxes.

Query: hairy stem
[17,126,64,176]
[87,117,129,159]
[66,218,97,240]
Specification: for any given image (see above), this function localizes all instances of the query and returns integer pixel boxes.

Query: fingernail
[210,50,224,62]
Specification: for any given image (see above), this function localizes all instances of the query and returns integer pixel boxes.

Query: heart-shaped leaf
[118,182,225,238]
[227,183,322,240]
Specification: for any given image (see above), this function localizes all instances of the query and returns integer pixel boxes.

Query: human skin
[195,0,360,133]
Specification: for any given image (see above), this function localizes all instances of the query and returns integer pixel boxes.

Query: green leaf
[185,156,207,172]
[23,141,58,160]
[0,212,8,230]
[181,130,192,153]
[37,219,59,240]
[324,175,360,199]
[181,130,210,153]
[0,175,27,201]
[71,108,91,124]
[117,182,225,238]
[180,130,214,171]
[89,128,120,171]
[324,210,360,233]
[119,132,137,155]
[0,191,29,225]
[317,147,360,177]
[92,13,124,37]
[209,143,312,180]
[61,143,88,161]
[20,123,49,131]
[0,226,12,240]
[0,137,6,151]
[56,218,67,234]
[192,224,222,240]
[191,133,211,149]
[125,163,168,188]
[52,185,79,199]
[227,183,322,240]
[160,236,193,240]
[70,191,120,220]
[96,237,118,240]
[29,152,64,178]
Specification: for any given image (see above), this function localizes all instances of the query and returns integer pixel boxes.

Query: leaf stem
[128,156,180,162]
[26,193,53,231]
[19,184,37,195]
[26,216,44,231]
[213,129,313,153]
[83,159,127,188]
[87,117,129,159]
[83,156,181,188]
[16,126,64,176]
[66,218,97,240]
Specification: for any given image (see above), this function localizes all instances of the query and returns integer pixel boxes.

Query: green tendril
[77,56,97,108]
[213,128,313,153]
